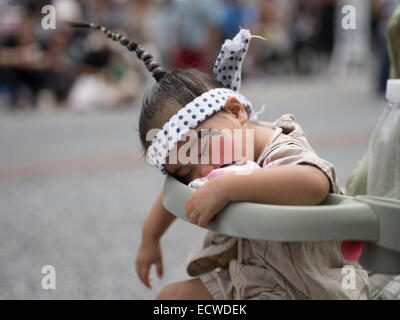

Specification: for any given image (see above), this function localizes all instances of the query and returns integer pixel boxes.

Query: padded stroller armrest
[162,174,379,242]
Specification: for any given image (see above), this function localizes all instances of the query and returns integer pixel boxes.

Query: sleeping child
[69,21,369,300]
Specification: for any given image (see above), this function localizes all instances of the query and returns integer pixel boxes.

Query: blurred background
[0,0,395,110]
[0,0,398,299]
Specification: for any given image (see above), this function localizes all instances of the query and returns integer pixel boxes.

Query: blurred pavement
[0,74,385,299]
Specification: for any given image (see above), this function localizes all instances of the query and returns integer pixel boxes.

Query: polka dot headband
[147,28,266,173]
[146,88,252,173]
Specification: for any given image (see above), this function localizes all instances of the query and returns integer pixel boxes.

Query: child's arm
[222,164,330,205]
[142,191,177,240]
[185,164,330,228]
[136,191,176,288]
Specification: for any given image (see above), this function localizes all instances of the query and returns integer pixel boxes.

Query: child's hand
[185,176,230,228]
[135,236,163,289]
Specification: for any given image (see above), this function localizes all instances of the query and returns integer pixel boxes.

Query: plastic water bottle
[367,79,400,199]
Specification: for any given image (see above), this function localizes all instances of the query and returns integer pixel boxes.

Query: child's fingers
[198,215,212,228]
[156,261,163,279]
[144,269,151,288]
[188,209,200,225]
[139,265,151,288]
[198,216,211,228]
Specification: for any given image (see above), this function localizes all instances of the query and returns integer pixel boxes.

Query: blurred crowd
[0,0,396,111]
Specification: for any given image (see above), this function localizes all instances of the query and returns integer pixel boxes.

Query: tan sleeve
[273,114,314,149]
[264,142,342,194]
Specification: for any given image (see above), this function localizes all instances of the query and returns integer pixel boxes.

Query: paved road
[0,74,384,299]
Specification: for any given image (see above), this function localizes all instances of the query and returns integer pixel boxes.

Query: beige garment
[186,113,370,300]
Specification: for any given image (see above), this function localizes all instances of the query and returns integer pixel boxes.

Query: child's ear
[223,97,248,124]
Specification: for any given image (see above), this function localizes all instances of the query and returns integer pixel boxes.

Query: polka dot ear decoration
[213,28,253,92]
[145,88,249,174]
[213,28,267,123]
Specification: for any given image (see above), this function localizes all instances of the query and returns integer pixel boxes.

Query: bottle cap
[386,79,400,102]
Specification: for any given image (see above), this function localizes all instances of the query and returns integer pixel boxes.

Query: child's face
[164,97,253,184]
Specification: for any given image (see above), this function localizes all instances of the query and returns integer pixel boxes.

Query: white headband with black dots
[146,28,264,174]
[146,88,251,173]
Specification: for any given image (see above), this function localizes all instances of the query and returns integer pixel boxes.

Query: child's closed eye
[198,129,220,158]
[200,139,208,156]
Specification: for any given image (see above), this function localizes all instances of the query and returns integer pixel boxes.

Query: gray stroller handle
[162,174,400,273]
[162,174,379,242]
